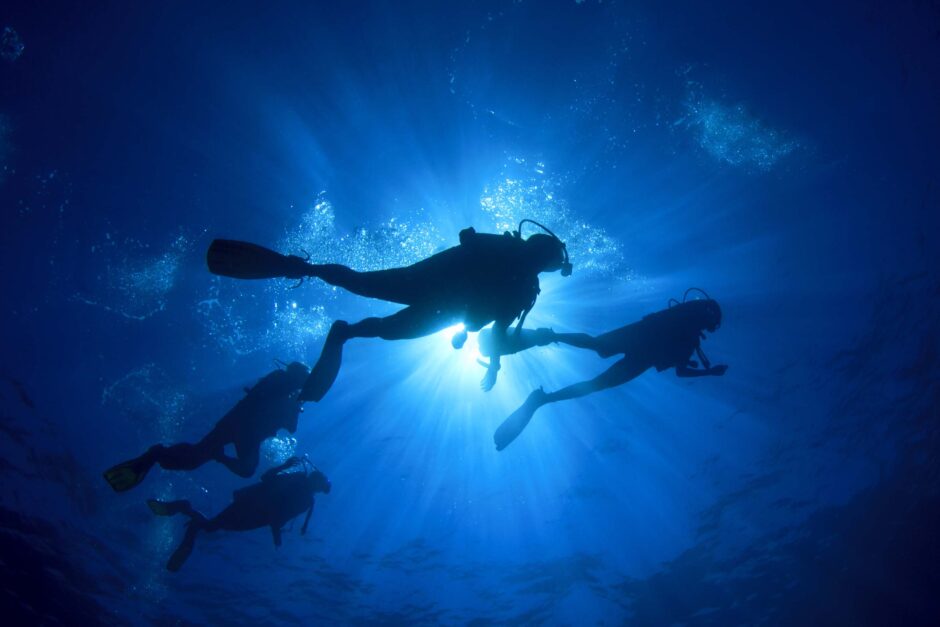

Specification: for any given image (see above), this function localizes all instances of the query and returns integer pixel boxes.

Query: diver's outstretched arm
[544,357,650,403]
[480,322,505,391]
[480,319,516,391]
[261,456,301,482]
[478,327,557,358]
[550,332,602,352]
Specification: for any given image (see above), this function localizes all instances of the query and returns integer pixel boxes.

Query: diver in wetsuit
[103,362,309,492]
[148,456,331,571]
[206,220,572,400]
[490,292,729,450]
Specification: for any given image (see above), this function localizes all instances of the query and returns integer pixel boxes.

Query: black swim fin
[494,388,547,451]
[103,457,151,492]
[167,524,198,572]
[299,321,348,402]
[207,239,315,280]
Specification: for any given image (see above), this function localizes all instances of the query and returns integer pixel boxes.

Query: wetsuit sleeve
[261,457,300,481]
[652,328,700,372]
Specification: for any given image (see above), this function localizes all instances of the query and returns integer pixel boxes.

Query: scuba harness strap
[695,346,712,370]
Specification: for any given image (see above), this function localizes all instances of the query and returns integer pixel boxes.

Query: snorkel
[517,219,572,277]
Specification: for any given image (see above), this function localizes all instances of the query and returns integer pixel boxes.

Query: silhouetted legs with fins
[103,429,260,492]
[300,306,463,401]
[494,356,650,451]
[147,499,213,572]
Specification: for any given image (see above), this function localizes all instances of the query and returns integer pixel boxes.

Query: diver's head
[284,361,310,386]
[525,233,570,275]
[518,219,572,276]
[683,298,722,333]
[306,469,331,494]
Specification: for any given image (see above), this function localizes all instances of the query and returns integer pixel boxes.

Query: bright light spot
[440,323,483,369]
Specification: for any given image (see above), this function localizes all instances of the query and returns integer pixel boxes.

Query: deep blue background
[1,1,938,624]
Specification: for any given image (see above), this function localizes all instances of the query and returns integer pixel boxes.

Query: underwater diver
[489,290,729,451]
[102,362,309,492]
[206,220,572,400]
[148,456,331,571]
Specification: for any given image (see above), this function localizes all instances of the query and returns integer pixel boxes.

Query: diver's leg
[494,358,648,451]
[103,431,215,492]
[215,438,261,478]
[104,422,227,492]
[345,305,460,341]
[300,306,458,401]
[166,517,206,572]
[543,357,649,403]
[306,265,420,305]
[146,499,209,571]
[149,429,223,472]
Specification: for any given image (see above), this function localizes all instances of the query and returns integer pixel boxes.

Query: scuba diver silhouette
[206,220,572,401]
[148,456,331,571]
[488,290,728,451]
[103,362,309,492]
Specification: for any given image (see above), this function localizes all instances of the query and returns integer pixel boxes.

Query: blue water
[1,1,938,624]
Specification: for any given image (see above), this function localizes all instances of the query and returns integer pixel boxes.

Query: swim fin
[207,239,315,280]
[299,321,348,402]
[494,388,547,451]
[102,457,151,492]
[166,524,198,572]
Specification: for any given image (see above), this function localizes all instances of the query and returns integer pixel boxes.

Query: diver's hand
[709,365,728,376]
[451,328,468,349]
[532,327,555,346]
[480,367,499,392]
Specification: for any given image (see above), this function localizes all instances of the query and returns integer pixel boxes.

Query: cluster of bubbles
[77,233,191,320]
[101,363,188,443]
[194,287,258,355]
[199,193,448,358]
[100,362,198,598]
[261,434,299,466]
[680,84,800,171]
[195,284,331,358]
[269,300,332,354]
[1,27,23,63]
[480,157,627,277]
[280,192,447,273]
